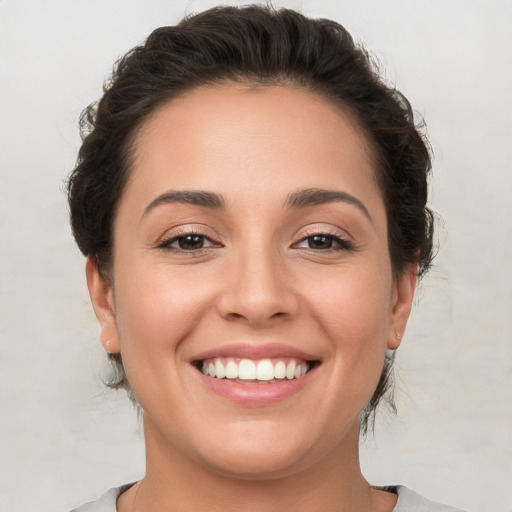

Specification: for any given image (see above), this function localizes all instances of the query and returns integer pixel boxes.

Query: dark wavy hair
[67,5,434,433]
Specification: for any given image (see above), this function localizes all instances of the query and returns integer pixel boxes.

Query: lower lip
[196,367,317,406]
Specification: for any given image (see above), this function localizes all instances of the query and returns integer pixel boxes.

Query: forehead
[125,83,382,213]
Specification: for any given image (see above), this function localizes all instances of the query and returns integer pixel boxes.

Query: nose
[215,246,299,327]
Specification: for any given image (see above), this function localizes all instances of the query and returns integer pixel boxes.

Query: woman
[68,6,464,512]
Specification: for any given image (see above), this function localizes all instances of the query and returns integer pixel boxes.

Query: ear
[85,256,120,354]
[387,263,418,350]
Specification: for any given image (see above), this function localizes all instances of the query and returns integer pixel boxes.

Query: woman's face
[88,84,415,478]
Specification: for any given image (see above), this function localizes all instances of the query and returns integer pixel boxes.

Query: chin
[191,419,329,480]
[203,445,308,480]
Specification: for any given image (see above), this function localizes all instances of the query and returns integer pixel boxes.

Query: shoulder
[70,484,134,512]
[71,483,466,512]
[394,486,466,512]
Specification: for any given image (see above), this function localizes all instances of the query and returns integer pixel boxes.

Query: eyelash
[157,229,220,253]
[157,229,354,253]
[293,231,354,252]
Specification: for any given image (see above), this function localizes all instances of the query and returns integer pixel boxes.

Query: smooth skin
[87,83,417,512]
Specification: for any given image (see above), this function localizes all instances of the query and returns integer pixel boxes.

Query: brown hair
[67,5,434,433]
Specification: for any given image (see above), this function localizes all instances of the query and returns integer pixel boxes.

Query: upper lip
[191,343,320,363]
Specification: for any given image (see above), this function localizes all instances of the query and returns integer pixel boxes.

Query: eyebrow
[143,190,226,216]
[142,187,371,222]
[285,188,372,222]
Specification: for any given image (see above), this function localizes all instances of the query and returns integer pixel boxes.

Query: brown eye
[295,233,353,251]
[307,235,334,249]
[159,233,217,251]
[177,234,206,250]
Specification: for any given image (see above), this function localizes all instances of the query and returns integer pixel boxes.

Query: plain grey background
[0,1,511,511]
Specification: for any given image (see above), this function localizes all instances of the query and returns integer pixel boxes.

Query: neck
[119,418,396,512]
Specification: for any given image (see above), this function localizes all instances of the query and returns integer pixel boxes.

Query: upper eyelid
[295,225,353,241]
[157,224,220,243]
[299,228,347,236]
[298,232,348,242]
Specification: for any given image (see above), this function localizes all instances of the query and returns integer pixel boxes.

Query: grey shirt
[71,484,465,511]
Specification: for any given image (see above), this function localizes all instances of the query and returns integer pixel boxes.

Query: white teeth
[274,361,286,379]
[256,359,274,380]
[286,360,296,380]
[225,360,238,379]
[201,357,311,381]
[238,359,257,380]
[215,359,226,379]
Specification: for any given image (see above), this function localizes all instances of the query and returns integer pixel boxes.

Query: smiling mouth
[195,357,318,383]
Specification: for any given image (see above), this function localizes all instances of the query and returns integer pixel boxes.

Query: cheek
[308,262,393,377]
[112,263,214,376]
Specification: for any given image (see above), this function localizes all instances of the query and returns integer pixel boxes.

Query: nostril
[227,312,247,320]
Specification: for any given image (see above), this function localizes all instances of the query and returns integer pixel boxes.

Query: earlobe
[387,263,418,350]
[85,256,120,354]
